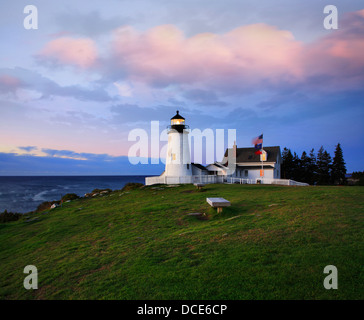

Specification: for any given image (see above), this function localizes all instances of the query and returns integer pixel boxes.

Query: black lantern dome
[171,110,185,123]
[169,110,188,132]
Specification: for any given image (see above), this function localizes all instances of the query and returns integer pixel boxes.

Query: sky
[0,0,363,175]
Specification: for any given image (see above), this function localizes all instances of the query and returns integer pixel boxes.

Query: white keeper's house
[145,111,307,186]
[207,144,282,180]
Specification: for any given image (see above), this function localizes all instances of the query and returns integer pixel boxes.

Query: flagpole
[261,133,264,179]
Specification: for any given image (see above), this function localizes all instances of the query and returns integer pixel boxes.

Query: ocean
[0,176,146,213]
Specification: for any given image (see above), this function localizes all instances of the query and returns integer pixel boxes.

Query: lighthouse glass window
[171,119,185,125]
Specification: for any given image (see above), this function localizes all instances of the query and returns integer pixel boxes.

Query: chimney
[233,140,237,158]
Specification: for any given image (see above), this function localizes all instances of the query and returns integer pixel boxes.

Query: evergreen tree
[299,151,311,183]
[308,148,317,185]
[316,146,332,185]
[292,152,301,181]
[331,143,347,185]
[281,148,294,179]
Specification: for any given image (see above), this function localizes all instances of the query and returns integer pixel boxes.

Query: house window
[187,164,190,169]
[244,170,248,177]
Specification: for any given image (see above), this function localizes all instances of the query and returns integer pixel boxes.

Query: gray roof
[236,165,274,170]
[211,162,226,169]
[223,146,281,163]
[191,163,208,171]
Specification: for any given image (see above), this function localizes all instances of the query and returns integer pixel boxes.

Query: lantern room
[169,110,189,133]
[170,110,185,125]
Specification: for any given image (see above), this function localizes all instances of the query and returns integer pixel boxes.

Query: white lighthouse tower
[165,110,192,178]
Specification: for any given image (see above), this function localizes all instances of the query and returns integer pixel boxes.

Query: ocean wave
[61,184,80,189]
[33,190,49,201]
[0,176,146,213]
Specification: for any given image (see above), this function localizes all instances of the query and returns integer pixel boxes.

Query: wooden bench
[206,197,231,213]
[194,183,205,190]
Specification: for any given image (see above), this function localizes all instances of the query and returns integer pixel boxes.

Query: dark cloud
[41,148,113,161]
[54,10,132,37]
[46,110,110,130]
[0,152,164,175]
[110,103,177,125]
[255,91,309,111]
[18,146,38,152]
[167,97,186,106]
[0,67,115,102]
[183,89,228,107]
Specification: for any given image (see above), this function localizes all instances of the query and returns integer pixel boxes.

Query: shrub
[121,182,144,191]
[92,188,112,194]
[61,193,80,202]
[35,201,60,213]
[356,176,364,186]
[0,210,22,223]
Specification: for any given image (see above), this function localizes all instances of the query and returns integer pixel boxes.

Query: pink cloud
[0,74,22,92]
[39,37,98,68]
[36,10,364,93]
[108,10,364,92]
[110,24,304,88]
[303,10,364,90]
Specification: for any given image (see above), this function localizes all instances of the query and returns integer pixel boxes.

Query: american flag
[252,134,263,155]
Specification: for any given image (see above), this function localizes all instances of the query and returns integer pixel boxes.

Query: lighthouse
[165,110,192,177]
[145,111,291,186]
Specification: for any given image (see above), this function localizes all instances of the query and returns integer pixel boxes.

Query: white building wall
[192,166,208,175]
[248,169,274,180]
[234,167,275,180]
[165,131,192,177]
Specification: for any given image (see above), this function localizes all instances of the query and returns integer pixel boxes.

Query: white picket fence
[226,177,309,186]
[145,175,226,185]
[145,175,309,186]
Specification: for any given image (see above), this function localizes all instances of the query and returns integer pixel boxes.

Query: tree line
[350,171,364,186]
[281,143,347,185]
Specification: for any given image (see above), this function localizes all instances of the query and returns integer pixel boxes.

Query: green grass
[0,184,363,300]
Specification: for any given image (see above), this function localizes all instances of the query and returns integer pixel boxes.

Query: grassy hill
[0,184,363,300]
